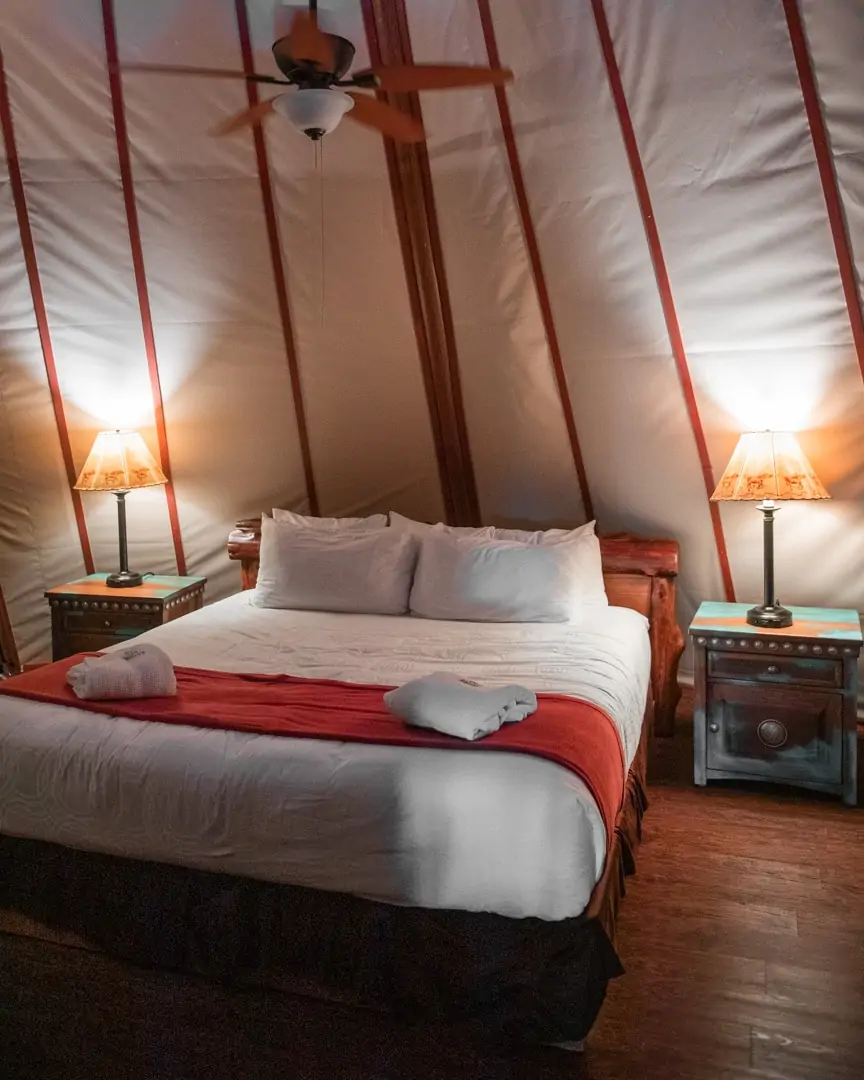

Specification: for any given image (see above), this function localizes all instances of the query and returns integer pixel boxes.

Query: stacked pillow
[272,508,388,531]
[388,510,495,539]
[255,511,417,615]
[407,522,606,622]
[488,523,607,608]
[254,509,607,622]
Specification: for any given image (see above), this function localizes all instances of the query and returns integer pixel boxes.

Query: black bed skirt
[0,831,628,1044]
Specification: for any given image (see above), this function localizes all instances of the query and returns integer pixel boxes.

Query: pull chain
[317,139,325,332]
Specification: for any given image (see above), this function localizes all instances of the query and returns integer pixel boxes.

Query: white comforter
[0,593,650,921]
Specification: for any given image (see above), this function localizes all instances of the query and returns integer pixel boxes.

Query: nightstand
[46,574,206,662]
[689,602,862,806]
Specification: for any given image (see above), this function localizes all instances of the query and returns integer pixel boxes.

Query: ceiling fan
[121,1,513,143]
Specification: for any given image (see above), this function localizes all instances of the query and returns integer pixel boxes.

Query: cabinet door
[706,681,843,784]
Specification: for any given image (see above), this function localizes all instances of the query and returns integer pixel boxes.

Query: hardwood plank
[636,857,823,906]
[622,946,767,991]
[766,961,864,1024]
[796,890,864,933]
[633,896,799,936]
[751,1022,864,1078]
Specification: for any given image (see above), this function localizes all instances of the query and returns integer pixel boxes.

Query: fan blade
[210,99,276,136]
[120,61,284,84]
[353,64,513,93]
[345,93,425,143]
[286,10,334,71]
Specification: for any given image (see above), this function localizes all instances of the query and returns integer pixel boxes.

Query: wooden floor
[2,713,864,1080]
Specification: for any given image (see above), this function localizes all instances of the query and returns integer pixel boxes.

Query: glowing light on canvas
[699,352,827,433]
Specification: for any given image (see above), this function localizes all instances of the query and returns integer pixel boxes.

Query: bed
[0,523,683,1045]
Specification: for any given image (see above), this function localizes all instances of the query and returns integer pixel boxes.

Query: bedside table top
[45,574,206,601]
[691,601,862,643]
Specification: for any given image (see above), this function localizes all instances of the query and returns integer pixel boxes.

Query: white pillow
[492,521,595,543]
[409,532,598,623]
[255,518,418,615]
[272,508,388,531]
[388,510,494,538]
[492,521,607,607]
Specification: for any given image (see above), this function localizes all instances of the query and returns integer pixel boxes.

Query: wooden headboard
[228,520,684,736]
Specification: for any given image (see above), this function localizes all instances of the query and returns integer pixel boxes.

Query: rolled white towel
[384,671,537,741]
[66,642,177,700]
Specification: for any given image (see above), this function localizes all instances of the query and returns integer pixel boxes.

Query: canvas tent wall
[1,0,863,667]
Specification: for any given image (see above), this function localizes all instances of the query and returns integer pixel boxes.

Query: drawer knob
[708,723,719,734]
[757,719,787,748]
[766,665,780,675]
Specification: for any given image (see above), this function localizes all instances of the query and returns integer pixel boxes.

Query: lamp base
[106,570,144,589]
[747,603,793,629]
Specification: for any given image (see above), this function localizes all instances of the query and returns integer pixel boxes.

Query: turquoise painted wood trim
[49,574,205,598]
[690,601,862,641]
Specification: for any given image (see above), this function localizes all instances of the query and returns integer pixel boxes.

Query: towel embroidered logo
[119,647,148,661]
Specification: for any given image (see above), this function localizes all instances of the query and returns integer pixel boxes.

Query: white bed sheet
[0,593,650,921]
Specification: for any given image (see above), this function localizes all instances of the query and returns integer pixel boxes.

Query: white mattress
[0,593,650,921]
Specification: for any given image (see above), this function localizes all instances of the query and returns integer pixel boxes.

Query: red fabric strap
[1,658,627,847]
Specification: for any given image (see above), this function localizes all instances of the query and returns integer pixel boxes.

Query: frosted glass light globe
[272,89,354,139]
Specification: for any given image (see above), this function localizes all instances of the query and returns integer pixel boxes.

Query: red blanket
[0,656,627,846]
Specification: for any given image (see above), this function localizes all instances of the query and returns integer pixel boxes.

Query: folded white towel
[384,671,537,741]
[66,643,177,700]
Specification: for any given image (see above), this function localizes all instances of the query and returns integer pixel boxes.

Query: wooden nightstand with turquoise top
[46,574,206,662]
[689,602,862,805]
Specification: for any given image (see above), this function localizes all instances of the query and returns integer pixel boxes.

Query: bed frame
[228,518,684,737]
[0,525,684,1047]
[0,581,21,679]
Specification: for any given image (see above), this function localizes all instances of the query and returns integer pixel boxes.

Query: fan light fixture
[272,89,354,140]
[118,4,513,146]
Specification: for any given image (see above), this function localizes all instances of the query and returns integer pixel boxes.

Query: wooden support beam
[360,0,480,526]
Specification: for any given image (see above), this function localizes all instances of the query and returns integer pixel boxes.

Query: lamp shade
[73,429,167,492]
[710,431,829,502]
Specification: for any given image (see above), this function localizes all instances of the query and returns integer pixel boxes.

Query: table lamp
[74,429,168,588]
[710,430,829,629]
